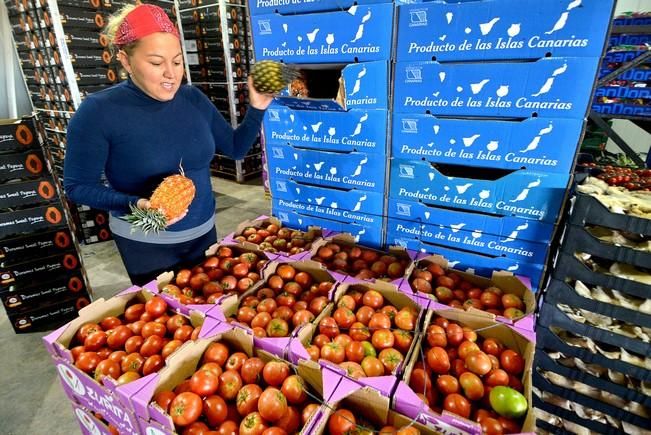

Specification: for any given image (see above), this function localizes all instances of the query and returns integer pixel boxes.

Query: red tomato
[190,369,220,397]
[169,392,203,426]
[446,323,464,346]
[458,341,481,360]
[291,310,314,328]
[437,375,459,395]
[241,357,265,384]
[426,325,447,348]
[124,336,144,354]
[321,342,345,364]
[345,341,365,363]
[337,295,356,311]
[142,321,166,338]
[481,418,504,435]
[106,325,133,350]
[121,353,145,374]
[84,331,107,351]
[226,352,248,372]
[154,390,176,413]
[466,351,492,376]
[333,307,356,329]
[251,312,272,329]
[266,318,289,338]
[124,304,145,322]
[276,405,300,433]
[302,403,320,425]
[482,338,504,356]
[443,393,471,419]
[362,290,384,309]
[394,308,416,331]
[485,369,510,387]
[262,361,290,387]
[100,316,122,330]
[426,347,450,374]
[371,329,395,350]
[162,339,183,359]
[218,370,243,401]
[312,334,331,348]
[349,322,371,342]
[328,409,356,435]
[142,354,164,376]
[203,395,229,427]
[140,335,164,357]
[355,306,375,325]
[145,296,168,317]
[258,387,288,422]
[368,313,392,332]
[378,348,404,374]
[183,421,210,435]
[500,350,525,375]
[240,412,268,435]
[459,372,485,401]
[236,384,263,416]
[203,342,229,366]
[361,356,384,377]
[94,359,121,383]
[410,368,433,395]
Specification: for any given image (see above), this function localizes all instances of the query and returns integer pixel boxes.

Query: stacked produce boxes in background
[0,117,92,333]
[387,0,615,291]
[593,11,651,117]
[534,176,651,434]
[5,0,175,244]
[177,0,263,182]
[251,0,395,247]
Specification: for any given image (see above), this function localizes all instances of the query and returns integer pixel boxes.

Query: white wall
[0,1,32,119]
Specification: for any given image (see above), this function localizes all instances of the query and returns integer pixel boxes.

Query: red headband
[113,4,179,47]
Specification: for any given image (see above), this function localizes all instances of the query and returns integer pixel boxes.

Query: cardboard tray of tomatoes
[560,224,651,270]
[42,282,217,434]
[0,149,48,182]
[395,310,536,434]
[538,301,650,358]
[288,277,427,396]
[309,232,417,285]
[544,278,651,330]
[552,252,651,302]
[0,250,81,288]
[532,393,625,435]
[569,192,651,235]
[535,349,651,409]
[532,370,650,430]
[0,227,74,267]
[213,260,347,359]
[1,270,89,314]
[402,255,536,332]
[0,117,39,152]
[132,324,329,434]
[535,325,651,384]
[0,203,67,239]
[223,214,325,260]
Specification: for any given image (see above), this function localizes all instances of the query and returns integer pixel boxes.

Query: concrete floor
[0,177,268,435]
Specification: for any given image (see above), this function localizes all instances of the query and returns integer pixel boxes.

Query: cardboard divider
[545,279,651,329]
[538,301,650,358]
[560,224,651,270]
[398,310,535,434]
[403,254,536,331]
[535,325,651,383]
[535,349,651,408]
[552,252,651,302]
[308,232,417,285]
[532,370,650,429]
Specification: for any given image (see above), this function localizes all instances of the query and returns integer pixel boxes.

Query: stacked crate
[0,117,92,334]
[177,0,262,182]
[386,0,615,291]
[592,12,651,117]
[535,190,651,434]
[250,0,395,247]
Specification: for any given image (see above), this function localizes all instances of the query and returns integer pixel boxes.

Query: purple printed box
[69,400,120,435]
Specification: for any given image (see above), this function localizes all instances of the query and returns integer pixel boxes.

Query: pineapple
[250,60,300,94]
[125,170,196,234]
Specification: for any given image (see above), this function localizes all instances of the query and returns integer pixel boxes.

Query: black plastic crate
[560,224,651,270]
[570,193,651,236]
[535,349,651,408]
[1,271,89,314]
[536,325,651,383]
[0,250,81,288]
[0,149,47,182]
[0,177,58,209]
[7,294,89,333]
[0,117,39,152]
[532,371,649,429]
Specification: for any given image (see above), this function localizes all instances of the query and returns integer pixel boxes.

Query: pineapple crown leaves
[124,204,168,235]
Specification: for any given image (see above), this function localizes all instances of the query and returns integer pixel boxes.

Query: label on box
[0,118,38,151]
[0,177,58,208]
[0,204,66,239]
[392,114,583,173]
[0,251,80,288]
[394,57,600,118]
[0,229,73,266]
[1,272,87,313]
[0,149,47,181]
[266,144,386,192]
[396,0,614,61]
[389,159,569,222]
[252,3,394,63]
[264,106,388,153]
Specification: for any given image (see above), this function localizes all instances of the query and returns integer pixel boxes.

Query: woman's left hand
[247,75,274,110]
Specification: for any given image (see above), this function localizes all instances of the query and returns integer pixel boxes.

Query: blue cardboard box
[251,3,395,63]
[393,57,600,118]
[264,105,389,154]
[594,86,651,100]
[271,177,385,216]
[386,216,550,263]
[386,232,545,290]
[266,143,387,192]
[389,158,570,222]
[392,114,584,173]
[396,0,614,61]
[249,0,387,16]
[388,198,555,243]
[592,103,651,117]
[273,198,384,247]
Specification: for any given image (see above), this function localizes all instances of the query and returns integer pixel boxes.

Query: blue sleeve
[195,89,264,160]
[63,97,140,214]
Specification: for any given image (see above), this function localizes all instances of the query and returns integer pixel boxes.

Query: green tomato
[361,341,377,357]
[489,386,528,419]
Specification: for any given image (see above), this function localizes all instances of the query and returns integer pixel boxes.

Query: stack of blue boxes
[386,0,615,290]
[249,0,395,247]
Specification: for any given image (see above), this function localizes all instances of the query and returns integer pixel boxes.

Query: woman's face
[119,32,184,101]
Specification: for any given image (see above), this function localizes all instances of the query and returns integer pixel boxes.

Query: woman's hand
[247,75,274,110]
[138,198,187,226]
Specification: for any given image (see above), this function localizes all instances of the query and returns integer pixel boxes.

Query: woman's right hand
[137,198,150,209]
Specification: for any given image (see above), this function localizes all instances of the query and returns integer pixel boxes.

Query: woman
[64,3,273,285]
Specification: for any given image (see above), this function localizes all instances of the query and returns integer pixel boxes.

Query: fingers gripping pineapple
[125,167,196,234]
[250,60,300,94]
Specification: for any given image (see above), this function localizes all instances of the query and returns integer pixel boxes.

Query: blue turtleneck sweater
[64,79,264,236]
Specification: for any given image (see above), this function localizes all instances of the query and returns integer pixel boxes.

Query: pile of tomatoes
[327,408,421,435]
[231,264,335,338]
[69,296,199,385]
[312,242,410,281]
[585,164,651,191]
[409,262,526,320]
[305,288,418,378]
[232,222,321,255]
[152,342,321,433]
[161,246,268,305]
[411,316,527,434]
